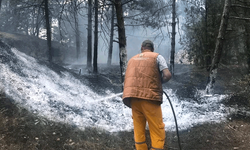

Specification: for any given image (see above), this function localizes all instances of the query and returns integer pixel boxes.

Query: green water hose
[163,91,182,150]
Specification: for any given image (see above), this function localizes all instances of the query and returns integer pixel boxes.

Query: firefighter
[122,40,172,150]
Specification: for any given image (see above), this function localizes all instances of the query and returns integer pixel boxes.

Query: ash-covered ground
[1,34,250,149]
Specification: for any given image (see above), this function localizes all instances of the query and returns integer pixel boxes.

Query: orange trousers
[131,98,165,150]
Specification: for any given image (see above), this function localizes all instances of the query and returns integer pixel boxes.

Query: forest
[0,0,249,70]
[1,0,250,149]
[0,0,249,80]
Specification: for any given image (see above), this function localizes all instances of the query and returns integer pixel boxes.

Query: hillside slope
[0,33,250,150]
[0,31,80,64]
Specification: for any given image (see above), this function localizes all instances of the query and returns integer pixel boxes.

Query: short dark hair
[141,40,154,50]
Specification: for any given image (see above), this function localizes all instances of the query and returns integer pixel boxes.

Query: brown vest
[122,51,163,107]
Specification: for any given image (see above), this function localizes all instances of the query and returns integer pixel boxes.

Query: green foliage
[238,74,250,94]
[182,0,250,72]
[233,73,250,104]
[181,0,224,69]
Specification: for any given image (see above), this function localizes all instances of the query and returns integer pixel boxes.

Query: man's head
[141,40,154,52]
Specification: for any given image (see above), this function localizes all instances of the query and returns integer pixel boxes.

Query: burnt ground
[1,62,250,150]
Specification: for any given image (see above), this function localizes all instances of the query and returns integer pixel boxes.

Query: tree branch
[113,39,120,44]
[231,4,250,9]
[230,16,250,20]
[122,0,133,6]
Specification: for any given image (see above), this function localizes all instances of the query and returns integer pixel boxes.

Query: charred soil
[1,31,250,150]
[1,63,250,150]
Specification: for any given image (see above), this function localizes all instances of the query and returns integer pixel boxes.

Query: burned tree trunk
[0,0,2,10]
[44,0,52,62]
[107,4,115,66]
[93,0,98,73]
[246,20,250,73]
[205,0,212,71]
[244,1,250,73]
[170,0,176,76]
[73,0,80,60]
[207,0,231,93]
[114,0,127,83]
[87,0,93,70]
[246,22,250,73]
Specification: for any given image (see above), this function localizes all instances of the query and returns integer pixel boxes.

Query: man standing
[122,40,172,150]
